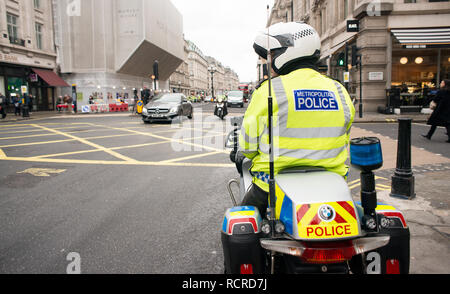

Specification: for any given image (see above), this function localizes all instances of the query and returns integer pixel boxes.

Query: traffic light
[351,45,361,66]
[337,53,345,67]
[153,60,159,80]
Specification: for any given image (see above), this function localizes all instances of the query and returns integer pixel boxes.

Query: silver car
[142,93,193,123]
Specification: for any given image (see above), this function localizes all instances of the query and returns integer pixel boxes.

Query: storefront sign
[0,52,55,68]
[369,72,384,81]
[347,20,359,33]
[21,86,28,94]
[30,73,38,82]
[0,53,19,63]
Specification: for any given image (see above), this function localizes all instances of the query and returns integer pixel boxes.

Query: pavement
[0,107,448,274]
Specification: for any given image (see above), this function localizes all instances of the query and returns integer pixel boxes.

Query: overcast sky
[171,0,274,83]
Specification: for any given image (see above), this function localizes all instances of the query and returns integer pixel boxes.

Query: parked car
[226,90,244,108]
[142,93,193,123]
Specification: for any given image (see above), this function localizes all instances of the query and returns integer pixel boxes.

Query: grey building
[53,0,185,107]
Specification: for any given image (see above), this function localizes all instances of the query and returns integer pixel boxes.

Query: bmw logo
[318,205,335,222]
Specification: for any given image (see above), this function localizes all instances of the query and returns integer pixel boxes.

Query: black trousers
[426,124,450,140]
[241,184,269,218]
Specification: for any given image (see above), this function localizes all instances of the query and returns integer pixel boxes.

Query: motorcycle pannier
[221,206,265,274]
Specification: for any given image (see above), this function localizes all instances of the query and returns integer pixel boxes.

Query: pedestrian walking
[28,95,34,114]
[56,96,63,112]
[63,95,71,113]
[422,79,450,143]
[13,95,21,116]
[67,95,74,113]
[0,92,7,119]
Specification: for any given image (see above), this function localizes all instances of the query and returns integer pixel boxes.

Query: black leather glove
[229,150,236,163]
[235,152,245,176]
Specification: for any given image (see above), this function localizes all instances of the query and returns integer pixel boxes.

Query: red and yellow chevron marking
[296,201,360,240]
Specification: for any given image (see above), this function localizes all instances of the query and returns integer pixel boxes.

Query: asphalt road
[0,104,246,274]
[0,103,447,274]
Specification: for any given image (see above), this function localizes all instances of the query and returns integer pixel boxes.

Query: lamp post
[208,66,217,99]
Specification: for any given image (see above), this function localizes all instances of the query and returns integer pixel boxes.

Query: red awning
[32,68,70,87]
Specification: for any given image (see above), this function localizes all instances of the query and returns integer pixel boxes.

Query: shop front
[390,28,450,108]
[0,63,70,112]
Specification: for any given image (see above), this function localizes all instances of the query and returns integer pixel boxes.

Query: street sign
[347,20,359,32]
[369,72,384,81]
[81,105,90,113]
[137,100,144,114]
[344,72,350,83]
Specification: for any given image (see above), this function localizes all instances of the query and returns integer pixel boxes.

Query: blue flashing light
[350,137,383,171]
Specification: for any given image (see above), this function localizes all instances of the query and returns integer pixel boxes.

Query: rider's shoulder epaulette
[255,79,268,91]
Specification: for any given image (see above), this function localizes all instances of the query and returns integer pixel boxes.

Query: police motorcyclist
[214,96,228,118]
[237,22,355,217]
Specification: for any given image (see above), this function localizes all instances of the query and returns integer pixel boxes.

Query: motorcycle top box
[273,169,361,241]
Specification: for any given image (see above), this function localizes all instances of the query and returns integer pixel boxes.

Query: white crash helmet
[253,22,321,74]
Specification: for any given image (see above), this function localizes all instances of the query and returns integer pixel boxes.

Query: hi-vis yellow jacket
[239,68,355,192]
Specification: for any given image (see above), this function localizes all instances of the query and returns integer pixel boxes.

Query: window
[7,13,18,40]
[404,0,417,3]
[34,0,41,9]
[35,23,43,50]
[344,0,348,19]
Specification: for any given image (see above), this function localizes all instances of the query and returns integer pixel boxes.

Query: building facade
[169,39,190,95]
[268,0,450,112]
[187,40,208,95]
[224,67,240,91]
[0,0,68,111]
[168,39,240,98]
[53,0,185,107]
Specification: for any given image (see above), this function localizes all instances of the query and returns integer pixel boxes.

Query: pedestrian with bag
[422,79,450,143]
[0,92,7,119]
[13,95,21,116]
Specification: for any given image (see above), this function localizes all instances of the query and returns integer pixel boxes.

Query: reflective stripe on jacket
[239,68,355,192]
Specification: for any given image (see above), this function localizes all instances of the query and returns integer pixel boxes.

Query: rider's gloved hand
[235,152,245,176]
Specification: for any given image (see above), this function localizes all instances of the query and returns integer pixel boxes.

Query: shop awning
[32,68,70,87]
[391,28,450,45]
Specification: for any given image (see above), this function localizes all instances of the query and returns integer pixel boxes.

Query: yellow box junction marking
[0,123,234,168]
[31,124,138,163]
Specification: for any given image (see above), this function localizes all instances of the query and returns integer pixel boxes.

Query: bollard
[391,118,416,200]
[22,105,29,118]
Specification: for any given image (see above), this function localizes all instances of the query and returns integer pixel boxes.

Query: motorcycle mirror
[225,131,236,149]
